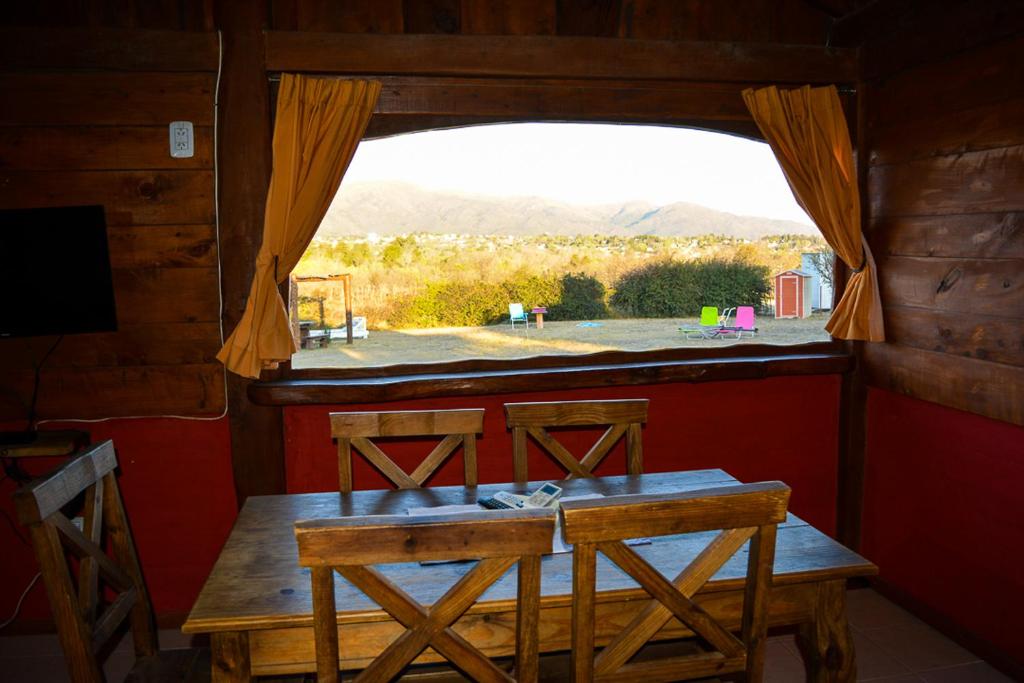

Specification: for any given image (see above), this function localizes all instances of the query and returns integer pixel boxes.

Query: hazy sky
[341,122,812,225]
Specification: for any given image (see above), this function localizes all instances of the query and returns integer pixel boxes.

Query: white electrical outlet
[169,121,194,158]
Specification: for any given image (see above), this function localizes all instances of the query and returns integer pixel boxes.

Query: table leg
[796,580,857,682]
[211,631,251,683]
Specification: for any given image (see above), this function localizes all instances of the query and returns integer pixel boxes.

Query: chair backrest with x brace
[329,409,485,493]
[504,399,648,483]
[14,441,156,683]
[560,481,790,682]
[295,508,556,683]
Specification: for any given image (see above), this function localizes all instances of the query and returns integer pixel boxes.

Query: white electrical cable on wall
[38,30,229,428]
[0,573,41,631]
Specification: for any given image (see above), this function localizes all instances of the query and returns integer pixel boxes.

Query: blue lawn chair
[509,303,530,330]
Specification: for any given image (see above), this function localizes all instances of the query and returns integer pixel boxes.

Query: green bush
[609,260,698,317]
[392,274,562,328]
[610,259,769,317]
[549,273,608,320]
[500,273,562,322]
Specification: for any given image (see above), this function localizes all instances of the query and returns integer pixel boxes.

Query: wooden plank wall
[862,7,1024,426]
[0,3,225,421]
[0,0,842,437]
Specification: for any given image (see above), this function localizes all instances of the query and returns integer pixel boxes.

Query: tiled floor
[0,588,1013,682]
[765,588,1013,682]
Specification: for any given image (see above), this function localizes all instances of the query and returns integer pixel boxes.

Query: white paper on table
[406,503,481,517]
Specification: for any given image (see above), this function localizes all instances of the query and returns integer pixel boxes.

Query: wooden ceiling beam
[366,76,756,121]
[264,32,858,84]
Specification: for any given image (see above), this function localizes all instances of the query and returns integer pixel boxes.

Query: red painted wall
[285,375,842,534]
[1,374,842,629]
[862,389,1024,667]
[0,418,236,627]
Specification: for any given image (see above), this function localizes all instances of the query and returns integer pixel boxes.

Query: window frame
[257,75,850,404]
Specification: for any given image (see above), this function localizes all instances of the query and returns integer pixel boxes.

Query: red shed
[774,269,813,319]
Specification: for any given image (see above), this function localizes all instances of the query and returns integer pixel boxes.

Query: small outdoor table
[532,307,548,329]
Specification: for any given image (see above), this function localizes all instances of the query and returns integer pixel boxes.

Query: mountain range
[318,181,815,240]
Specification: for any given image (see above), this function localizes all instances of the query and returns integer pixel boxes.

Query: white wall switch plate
[169,121,194,158]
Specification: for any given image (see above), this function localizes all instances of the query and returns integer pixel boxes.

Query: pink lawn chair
[721,306,758,338]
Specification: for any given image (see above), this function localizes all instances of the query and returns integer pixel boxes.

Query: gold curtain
[218,75,381,378]
[742,85,884,341]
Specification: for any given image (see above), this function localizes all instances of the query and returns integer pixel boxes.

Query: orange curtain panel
[218,76,381,378]
[742,85,884,342]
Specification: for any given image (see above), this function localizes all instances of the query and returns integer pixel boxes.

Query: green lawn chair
[680,306,724,339]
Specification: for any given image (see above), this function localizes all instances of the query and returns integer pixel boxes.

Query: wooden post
[288,276,299,347]
[344,273,353,345]
[215,0,286,503]
[836,73,870,550]
[295,274,355,344]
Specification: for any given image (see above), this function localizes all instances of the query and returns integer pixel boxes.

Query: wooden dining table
[183,469,877,682]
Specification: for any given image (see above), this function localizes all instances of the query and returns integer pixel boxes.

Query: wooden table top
[183,470,876,634]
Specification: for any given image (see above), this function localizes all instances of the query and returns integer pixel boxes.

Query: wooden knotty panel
[0,73,215,126]
[860,0,1024,82]
[1,363,225,419]
[0,27,218,71]
[112,268,221,324]
[0,323,222,369]
[0,126,214,171]
[617,0,698,40]
[882,306,1023,368]
[0,170,214,226]
[869,213,1024,260]
[869,146,1024,218]
[292,0,404,32]
[462,0,555,35]
[556,0,622,37]
[107,225,218,269]
[868,33,1024,129]
[864,16,1024,427]
[0,25,221,422]
[862,344,1024,426]
[1,1,213,31]
[400,0,460,33]
[875,256,1023,317]
[870,96,1024,167]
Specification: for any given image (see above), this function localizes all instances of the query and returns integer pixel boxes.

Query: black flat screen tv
[0,205,118,338]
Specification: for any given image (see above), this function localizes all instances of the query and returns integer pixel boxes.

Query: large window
[291,123,833,370]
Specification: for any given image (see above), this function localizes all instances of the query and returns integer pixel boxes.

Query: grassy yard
[292,313,832,369]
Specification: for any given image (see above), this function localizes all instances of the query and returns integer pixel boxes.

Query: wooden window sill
[250,342,851,406]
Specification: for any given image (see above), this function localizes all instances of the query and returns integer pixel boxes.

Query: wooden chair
[329,408,484,493]
[503,399,648,483]
[560,482,790,682]
[13,440,208,683]
[295,508,555,682]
